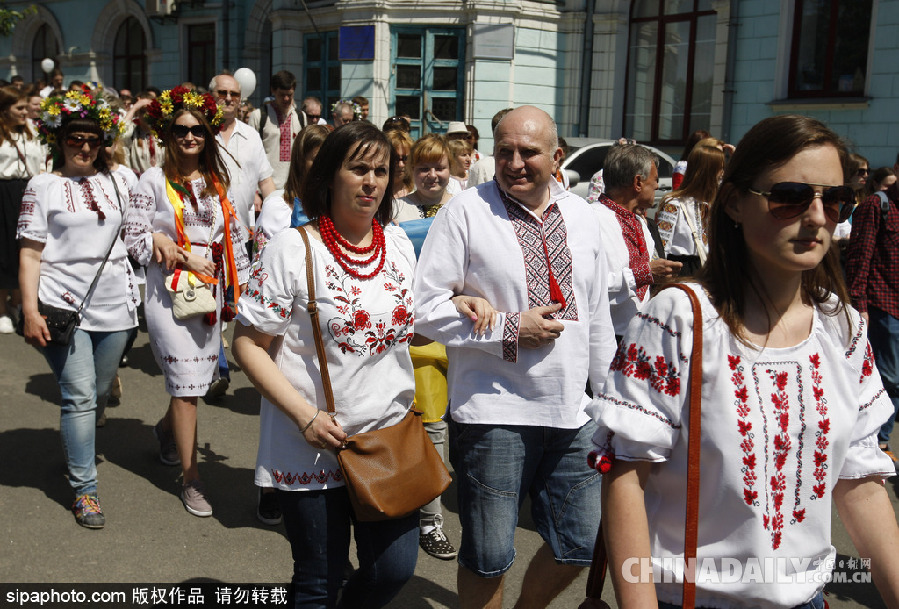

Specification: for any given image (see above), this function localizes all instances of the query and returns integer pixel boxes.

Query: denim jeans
[869,308,899,443]
[449,418,602,576]
[42,327,131,497]
[277,487,418,609]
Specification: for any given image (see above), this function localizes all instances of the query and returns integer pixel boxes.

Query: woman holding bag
[125,86,249,518]
[233,122,420,609]
[592,115,899,608]
[18,87,137,528]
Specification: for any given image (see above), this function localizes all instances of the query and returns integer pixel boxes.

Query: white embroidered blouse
[655,195,709,257]
[237,225,416,491]
[17,172,139,331]
[592,285,894,609]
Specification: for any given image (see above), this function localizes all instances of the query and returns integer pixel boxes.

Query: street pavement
[0,324,894,608]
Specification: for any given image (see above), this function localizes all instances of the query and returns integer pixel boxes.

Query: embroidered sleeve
[124,171,159,267]
[592,288,696,462]
[655,199,680,254]
[231,211,251,284]
[236,228,302,336]
[17,178,47,243]
[502,312,520,362]
[839,310,897,478]
[586,169,604,205]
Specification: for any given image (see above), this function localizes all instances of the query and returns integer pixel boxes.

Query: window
[31,24,59,83]
[788,0,873,97]
[187,24,215,86]
[304,32,340,112]
[624,0,716,145]
[113,18,147,92]
[391,28,465,139]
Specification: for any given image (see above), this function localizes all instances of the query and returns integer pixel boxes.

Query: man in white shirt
[247,71,304,189]
[210,73,275,238]
[593,144,681,336]
[414,106,616,609]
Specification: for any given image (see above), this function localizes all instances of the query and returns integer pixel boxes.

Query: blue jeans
[659,590,824,609]
[869,308,899,443]
[277,487,419,609]
[449,418,602,577]
[42,328,131,497]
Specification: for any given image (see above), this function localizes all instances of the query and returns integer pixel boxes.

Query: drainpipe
[578,0,595,138]
[721,0,739,144]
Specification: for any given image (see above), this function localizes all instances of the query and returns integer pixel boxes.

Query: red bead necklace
[318,215,386,280]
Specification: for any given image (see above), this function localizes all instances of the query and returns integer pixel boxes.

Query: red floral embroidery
[810,354,829,500]
[354,310,371,330]
[610,343,681,396]
[767,369,791,550]
[861,343,874,383]
[730,355,758,507]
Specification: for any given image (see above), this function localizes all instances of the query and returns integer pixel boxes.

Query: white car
[561,137,677,210]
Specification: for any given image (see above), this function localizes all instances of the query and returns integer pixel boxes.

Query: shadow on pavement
[0,425,72,509]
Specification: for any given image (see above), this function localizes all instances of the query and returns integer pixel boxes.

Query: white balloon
[40,58,55,73]
[233,68,256,100]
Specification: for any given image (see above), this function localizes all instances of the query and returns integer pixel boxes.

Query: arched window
[113,17,147,92]
[624,0,717,144]
[31,24,59,83]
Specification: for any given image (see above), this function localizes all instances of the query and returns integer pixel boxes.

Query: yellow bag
[409,342,449,423]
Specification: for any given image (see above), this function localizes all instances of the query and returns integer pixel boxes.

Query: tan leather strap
[587,283,702,609]
[297,227,336,415]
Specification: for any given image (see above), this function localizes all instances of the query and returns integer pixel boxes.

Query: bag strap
[586,282,703,609]
[679,199,708,266]
[76,175,126,316]
[297,226,336,415]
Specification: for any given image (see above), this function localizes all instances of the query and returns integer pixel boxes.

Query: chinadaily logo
[621,557,873,585]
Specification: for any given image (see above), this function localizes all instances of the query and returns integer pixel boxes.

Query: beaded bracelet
[300,410,319,434]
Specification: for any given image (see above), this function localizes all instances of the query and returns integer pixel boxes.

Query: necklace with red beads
[318,215,386,280]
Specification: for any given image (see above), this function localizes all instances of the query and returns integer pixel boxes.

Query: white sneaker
[0,316,14,334]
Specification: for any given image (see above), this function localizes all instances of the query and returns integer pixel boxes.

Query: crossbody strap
[76,174,126,316]
[587,282,702,609]
[297,226,336,414]
[679,200,708,266]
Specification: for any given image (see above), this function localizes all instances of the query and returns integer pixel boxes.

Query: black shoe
[419,514,457,560]
[256,488,282,525]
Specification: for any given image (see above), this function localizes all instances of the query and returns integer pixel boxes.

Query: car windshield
[566,144,674,179]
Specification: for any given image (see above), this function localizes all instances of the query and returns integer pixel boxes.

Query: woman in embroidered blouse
[233,122,419,608]
[125,87,249,518]
[18,90,137,529]
[393,134,454,223]
[0,85,45,333]
[594,115,899,609]
[654,140,725,277]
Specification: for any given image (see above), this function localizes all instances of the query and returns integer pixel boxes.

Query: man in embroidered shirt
[846,179,899,461]
[414,106,617,609]
[248,70,304,189]
[594,144,682,337]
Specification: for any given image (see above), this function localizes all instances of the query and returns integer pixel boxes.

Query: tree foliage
[0,4,37,37]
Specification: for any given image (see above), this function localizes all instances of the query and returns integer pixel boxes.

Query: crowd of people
[4,64,899,609]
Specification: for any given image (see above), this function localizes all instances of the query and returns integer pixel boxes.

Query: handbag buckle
[184,288,197,302]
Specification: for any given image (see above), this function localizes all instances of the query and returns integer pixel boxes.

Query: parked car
[561,137,676,210]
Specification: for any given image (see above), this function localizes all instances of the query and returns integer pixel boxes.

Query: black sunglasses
[748,182,854,224]
[857,167,869,177]
[172,124,207,139]
[66,135,102,149]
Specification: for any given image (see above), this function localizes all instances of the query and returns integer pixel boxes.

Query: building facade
[3,0,897,165]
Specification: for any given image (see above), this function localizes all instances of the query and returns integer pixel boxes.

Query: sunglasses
[216,89,241,99]
[172,124,206,139]
[748,182,854,224]
[66,135,102,149]
[857,167,869,177]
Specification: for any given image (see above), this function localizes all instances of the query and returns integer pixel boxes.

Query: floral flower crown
[331,99,362,121]
[37,85,125,147]
[144,85,224,142]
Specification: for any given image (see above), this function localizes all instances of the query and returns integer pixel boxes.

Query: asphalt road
[0,324,894,609]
